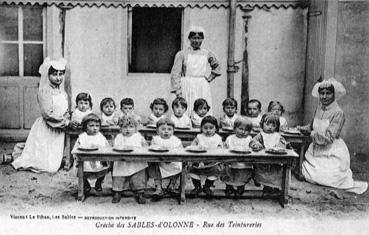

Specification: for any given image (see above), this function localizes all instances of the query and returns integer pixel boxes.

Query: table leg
[179,162,186,204]
[280,164,290,207]
[77,159,85,201]
[64,134,72,170]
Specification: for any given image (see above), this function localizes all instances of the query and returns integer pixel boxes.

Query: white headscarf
[186,26,206,49]
[311,77,346,100]
[186,26,206,39]
[38,57,67,91]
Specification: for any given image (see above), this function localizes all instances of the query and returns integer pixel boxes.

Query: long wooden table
[65,126,309,179]
[72,147,298,207]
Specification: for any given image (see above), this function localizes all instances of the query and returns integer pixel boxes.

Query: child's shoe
[112,191,121,203]
[235,186,245,196]
[203,179,214,196]
[224,184,235,196]
[136,192,146,204]
[95,177,104,192]
[190,179,202,196]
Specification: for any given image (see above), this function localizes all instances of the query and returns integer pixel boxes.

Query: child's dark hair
[100,97,116,111]
[118,114,138,128]
[260,112,280,132]
[81,113,101,131]
[120,98,134,108]
[156,117,175,129]
[267,101,285,114]
[193,98,210,112]
[172,97,188,110]
[75,92,93,108]
[234,117,252,131]
[248,99,262,110]
[222,98,238,110]
[200,115,219,131]
[150,98,169,112]
[48,66,66,75]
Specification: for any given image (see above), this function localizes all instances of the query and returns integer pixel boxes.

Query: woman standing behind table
[11,58,77,173]
[298,78,367,194]
[170,26,221,116]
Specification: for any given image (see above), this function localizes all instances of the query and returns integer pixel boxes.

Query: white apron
[113,133,148,177]
[12,93,68,173]
[78,132,109,172]
[302,118,368,194]
[182,52,212,116]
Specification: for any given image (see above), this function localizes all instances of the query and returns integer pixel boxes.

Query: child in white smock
[148,118,183,199]
[219,97,239,129]
[112,115,148,204]
[267,101,288,131]
[170,97,191,128]
[73,113,110,192]
[222,117,253,196]
[147,98,168,126]
[71,92,93,126]
[120,98,142,126]
[100,97,120,126]
[188,116,223,196]
[249,112,287,194]
[246,99,263,130]
[191,98,210,128]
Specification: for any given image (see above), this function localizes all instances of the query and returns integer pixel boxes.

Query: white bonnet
[186,26,205,39]
[311,77,346,100]
[39,57,67,76]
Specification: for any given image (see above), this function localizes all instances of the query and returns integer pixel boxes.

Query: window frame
[126,6,184,76]
[0,5,46,77]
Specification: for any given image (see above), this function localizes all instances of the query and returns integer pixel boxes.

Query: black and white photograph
[0,0,368,234]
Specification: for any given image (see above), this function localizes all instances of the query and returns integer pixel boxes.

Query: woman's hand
[68,120,79,129]
[205,74,215,83]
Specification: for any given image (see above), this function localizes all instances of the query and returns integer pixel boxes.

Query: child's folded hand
[251,143,263,151]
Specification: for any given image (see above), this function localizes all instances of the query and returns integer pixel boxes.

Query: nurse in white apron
[298,78,368,194]
[12,58,74,173]
[170,26,221,116]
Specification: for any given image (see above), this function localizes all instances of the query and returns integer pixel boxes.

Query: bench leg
[77,160,85,201]
[179,162,186,204]
[280,164,290,207]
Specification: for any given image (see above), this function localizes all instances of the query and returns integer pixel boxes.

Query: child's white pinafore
[77,132,109,172]
[151,135,183,178]
[113,133,148,176]
[182,50,212,116]
[170,114,191,128]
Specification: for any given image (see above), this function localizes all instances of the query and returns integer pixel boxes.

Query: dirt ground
[1,142,369,235]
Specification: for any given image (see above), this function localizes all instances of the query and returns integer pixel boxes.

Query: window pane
[23,6,43,41]
[0,43,19,76]
[130,7,182,73]
[24,44,43,76]
[0,6,18,41]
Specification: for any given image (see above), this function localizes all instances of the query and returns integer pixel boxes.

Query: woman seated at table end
[297,78,367,194]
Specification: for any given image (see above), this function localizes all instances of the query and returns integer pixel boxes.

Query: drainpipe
[227,0,237,98]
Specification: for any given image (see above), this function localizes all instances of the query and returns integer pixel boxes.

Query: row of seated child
[73,110,287,204]
[69,92,289,131]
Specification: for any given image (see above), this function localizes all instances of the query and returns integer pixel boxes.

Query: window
[0,5,44,76]
[128,7,182,73]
